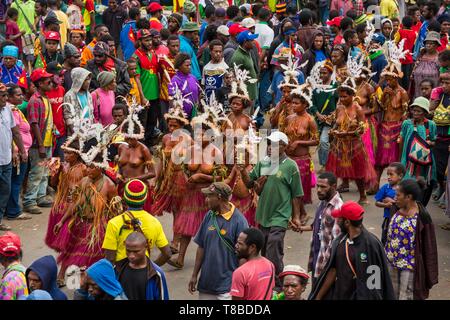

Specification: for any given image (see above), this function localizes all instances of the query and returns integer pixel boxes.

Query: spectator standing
[102,0,127,50]
[92,71,116,127]
[179,22,202,80]
[120,7,139,61]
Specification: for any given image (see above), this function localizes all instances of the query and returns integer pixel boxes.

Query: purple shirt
[168,71,200,118]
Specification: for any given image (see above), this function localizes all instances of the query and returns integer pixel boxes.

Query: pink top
[230,257,275,300]
[92,88,115,127]
[12,108,32,154]
[155,45,169,59]
[431,87,444,100]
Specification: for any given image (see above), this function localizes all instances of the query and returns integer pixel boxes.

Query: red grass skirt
[326,136,377,187]
[45,203,69,252]
[375,120,402,167]
[361,124,375,166]
[231,194,256,227]
[151,169,187,216]
[173,183,208,237]
[291,155,313,204]
[57,219,105,269]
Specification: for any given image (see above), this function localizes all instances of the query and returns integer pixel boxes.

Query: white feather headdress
[79,122,116,170]
[291,83,313,107]
[306,60,337,93]
[228,63,257,101]
[166,84,190,125]
[278,53,305,89]
[340,52,365,93]
[192,91,232,136]
[119,96,145,140]
[381,39,408,78]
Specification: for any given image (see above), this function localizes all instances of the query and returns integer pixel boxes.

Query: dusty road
[2,160,450,300]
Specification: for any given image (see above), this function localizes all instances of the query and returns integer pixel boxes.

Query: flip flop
[358,199,370,205]
[440,223,450,231]
[167,259,184,269]
[0,224,12,231]
[170,246,179,255]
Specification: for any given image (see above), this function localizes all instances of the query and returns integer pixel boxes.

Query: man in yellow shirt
[48,0,70,47]
[380,0,399,19]
[102,179,172,265]
[80,24,109,67]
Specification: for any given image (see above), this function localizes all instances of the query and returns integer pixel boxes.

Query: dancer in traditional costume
[116,102,156,212]
[54,124,121,272]
[375,40,409,190]
[168,94,228,269]
[325,64,377,204]
[283,84,319,204]
[151,87,191,253]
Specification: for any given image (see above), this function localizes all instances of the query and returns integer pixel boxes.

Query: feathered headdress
[291,83,313,107]
[306,60,337,93]
[228,63,258,101]
[192,91,232,136]
[119,96,145,140]
[381,39,408,78]
[278,53,305,89]
[339,52,365,93]
[165,85,190,125]
[79,122,117,169]
[60,102,93,155]
[364,21,376,51]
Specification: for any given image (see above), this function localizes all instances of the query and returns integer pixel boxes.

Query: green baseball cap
[180,22,200,32]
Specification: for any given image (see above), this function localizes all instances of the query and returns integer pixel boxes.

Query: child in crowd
[375,162,406,245]
[420,79,433,100]
[215,71,234,113]
[126,58,147,106]
[395,16,417,90]
[5,8,24,55]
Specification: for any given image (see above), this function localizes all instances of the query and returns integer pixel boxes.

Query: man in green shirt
[229,30,258,103]
[10,0,36,34]
[238,131,303,292]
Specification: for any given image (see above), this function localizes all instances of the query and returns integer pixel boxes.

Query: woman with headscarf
[63,67,94,136]
[92,71,116,127]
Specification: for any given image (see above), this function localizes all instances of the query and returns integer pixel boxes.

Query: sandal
[7,213,32,220]
[167,259,184,269]
[0,224,12,231]
[358,198,370,205]
[170,245,179,255]
[440,223,450,231]
[337,185,350,193]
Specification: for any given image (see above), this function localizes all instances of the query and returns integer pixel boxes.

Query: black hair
[204,25,218,43]
[420,78,434,87]
[346,9,357,20]
[6,83,20,96]
[407,5,420,16]
[402,16,414,29]
[299,9,312,26]
[258,7,271,21]
[227,5,240,20]
[209,39,224,51]
[329,10,339,20]
[160,28,170,41]
[6,7,18,18]
[240,5,249,16]
[126,57,137,64]
[355,23,367,34]
[36,0,47,7]
[129,7,140,20]
[388,162,406,176]
[0,250,23,264]
[234,16,244,23]
[398,179,425,201]
[167,34,180,44]
[252,3,264,17]
[286,3,298,15]
[215,7,227,17]
[340,17,354,31]
[47,0,57,7]
[318,172,337,186]
[229,95,250,109]
[121,121,141,134]
[349,219,363,227]
[424,1,439,15]
[94,24,107,32]
[99,34,114,43]
[438,49,450,62]
[343,29,357,42]
[428,20,441,33]
[242,228,265,254]
[174,52,191,69]
[337,85,355,96]
[205,4,216,18]
[112,103,128,115]
[136,18,150,30]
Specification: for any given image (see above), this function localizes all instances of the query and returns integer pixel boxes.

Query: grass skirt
[231,194,257,227]
[45,203,68,252]
[173,183,208,237]
[291,155,313,204]
[375,120,402,167]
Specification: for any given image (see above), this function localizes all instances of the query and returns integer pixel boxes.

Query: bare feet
[358,197,369,205]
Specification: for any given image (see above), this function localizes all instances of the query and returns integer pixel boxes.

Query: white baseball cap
[241,17,256,29]
[217,25,230,36]
[266,131,289,145]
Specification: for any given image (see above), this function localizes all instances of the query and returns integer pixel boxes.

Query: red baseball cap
[326,16,343,27]
[45,31,61,41]
[0,232,21,257]
[30,68,53,83]
[331,201,364,221]
[229,23,248,37]
[148,2,163,12]
[136,29,152,40]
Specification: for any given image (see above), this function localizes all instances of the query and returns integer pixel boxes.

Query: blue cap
[236,30,259,44]
[2,45,19,59]
[372,33,385,45]
[283,28,297,36]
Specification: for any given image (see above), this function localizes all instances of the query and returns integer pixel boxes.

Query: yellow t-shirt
[102,210,169,262]
[42,97,53,147]
[54,10,70,48]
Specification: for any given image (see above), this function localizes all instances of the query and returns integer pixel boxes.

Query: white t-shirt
[0,105,16,165]
[202,59,229,99]
[255,22,275,50]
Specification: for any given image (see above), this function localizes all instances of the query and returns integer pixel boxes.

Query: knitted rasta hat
[124,179,148,207]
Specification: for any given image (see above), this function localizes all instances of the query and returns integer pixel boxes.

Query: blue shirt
[374,183,397,218]
[313,50,327,62]
[120,20,137,62]
[179,34,201,80]
[194,206,249,295]
[199,21,208,45]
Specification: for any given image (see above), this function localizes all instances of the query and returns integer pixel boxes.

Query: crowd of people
[0,0,447,301]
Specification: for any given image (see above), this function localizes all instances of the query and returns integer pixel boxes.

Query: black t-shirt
[119,265,147,300]
[330,235,365,300]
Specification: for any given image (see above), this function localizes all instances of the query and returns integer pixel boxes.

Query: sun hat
[410,97,430,113]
